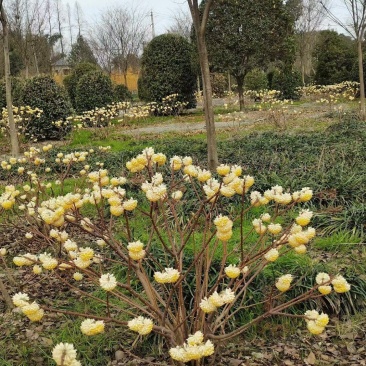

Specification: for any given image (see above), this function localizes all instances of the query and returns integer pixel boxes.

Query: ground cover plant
[0,85,365,365]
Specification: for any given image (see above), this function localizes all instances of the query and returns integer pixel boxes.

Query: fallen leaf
[304,351,316,365]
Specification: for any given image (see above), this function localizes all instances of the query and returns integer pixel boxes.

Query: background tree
[91,5,148,87]
[167,9,192,39]
[204,0,296,110]
[187,0,218,170]
[314,30,356,85]
[295,0,329,84]
[320,0,366,119]
[0,0,19,156]
[138,33,196,107]
[68,35,97,66]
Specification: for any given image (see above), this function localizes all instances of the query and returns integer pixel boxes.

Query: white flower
[99,273,117,291]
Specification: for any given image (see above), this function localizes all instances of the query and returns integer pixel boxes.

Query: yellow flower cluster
[13,253,38,266]
[275,274,293,292]
[127,240,146,261]
[224,264,240,278]
[127,316,154,335]
[304,310,329,335]
[331,275,351,293]
[214,215,233,241]
[216,165,254,198]
[287,224,316,254]
[39,252,58,270]
[199,288,235,313]
[99,273,117,291]
[154,268,180,284]
[0,185,20,210]
[12,292,44,322]
[251,185,312,207]
[169,331,214,363]
[264,248,279,262]
[80,319,105,335]
[141,172,167,202]
[295,209,313,226]
[52,343,81,366]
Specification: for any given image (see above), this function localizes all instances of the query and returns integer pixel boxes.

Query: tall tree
[295,0,329,84]
[68,35,97,66]
[204,0,295,110]
[187,0,218,170]
[320,0,366,119]
[91,5,148,87]
[167,9,192,39]
[0,1,20,156]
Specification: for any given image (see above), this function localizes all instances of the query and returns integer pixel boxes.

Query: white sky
[73,0,188,37]
[73,0,350,38]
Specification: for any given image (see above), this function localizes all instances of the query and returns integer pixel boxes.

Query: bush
[271,68,302,100]
[20,75,72,140]
[0,77,25,110]
[75,71,114,112]
[138,34,196,109]
[64,62,100,109]
[114,84,132,102]
[2,146,352,365]
[211,73,228,97]
[245,68,268,91]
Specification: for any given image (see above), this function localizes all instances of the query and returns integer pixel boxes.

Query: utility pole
[150,10,155,39]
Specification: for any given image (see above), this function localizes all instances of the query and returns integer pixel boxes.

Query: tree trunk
[237,77,245,111]
[188,0,218,170]
[197,34,218,170]
[228,71,231,92]
[357,38,365,120]
[0,3,20,157]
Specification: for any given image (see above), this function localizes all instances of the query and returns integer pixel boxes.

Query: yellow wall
[53,69,139,92]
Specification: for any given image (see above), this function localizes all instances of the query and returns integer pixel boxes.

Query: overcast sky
[73,0,350,38]
[73,0,187,36]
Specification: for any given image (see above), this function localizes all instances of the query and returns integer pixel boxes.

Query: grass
[1,100,366,365]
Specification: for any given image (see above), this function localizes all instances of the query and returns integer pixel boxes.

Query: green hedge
[20,75,72,140]
[138,34,196,109]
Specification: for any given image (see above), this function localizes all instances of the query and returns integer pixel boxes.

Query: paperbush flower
[79,247,94,261]
[171,190,183,200]
[224,264,240,278]
[154,268,180,284]
[276,274,293,292]
[52,343,79,366]
[216,164,230,176]
[268,223,282,235]
[295,209,313,226]
[73,272,83,281]
[123,198,137,211]
[318,285,332,295]
[127,316,153,335]
[12,292,30,308]
[331,275,351,293]
[169,333,214,362]
[199,298,217,313]
[264,248,279,262]
[80,319,105,335]
[99,273,117,291]
[316,272,330,285]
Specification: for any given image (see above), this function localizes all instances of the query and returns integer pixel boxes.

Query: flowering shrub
[74,102,130,128]
[0,147,351,364]
[298,81,359,108]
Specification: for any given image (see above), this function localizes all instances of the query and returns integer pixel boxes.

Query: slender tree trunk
[197,34,218,170]
[357,38,365,120]
[237,77,245,111]
[188,0,218,170]
[228,71,231,92]
[0,2,20,156]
